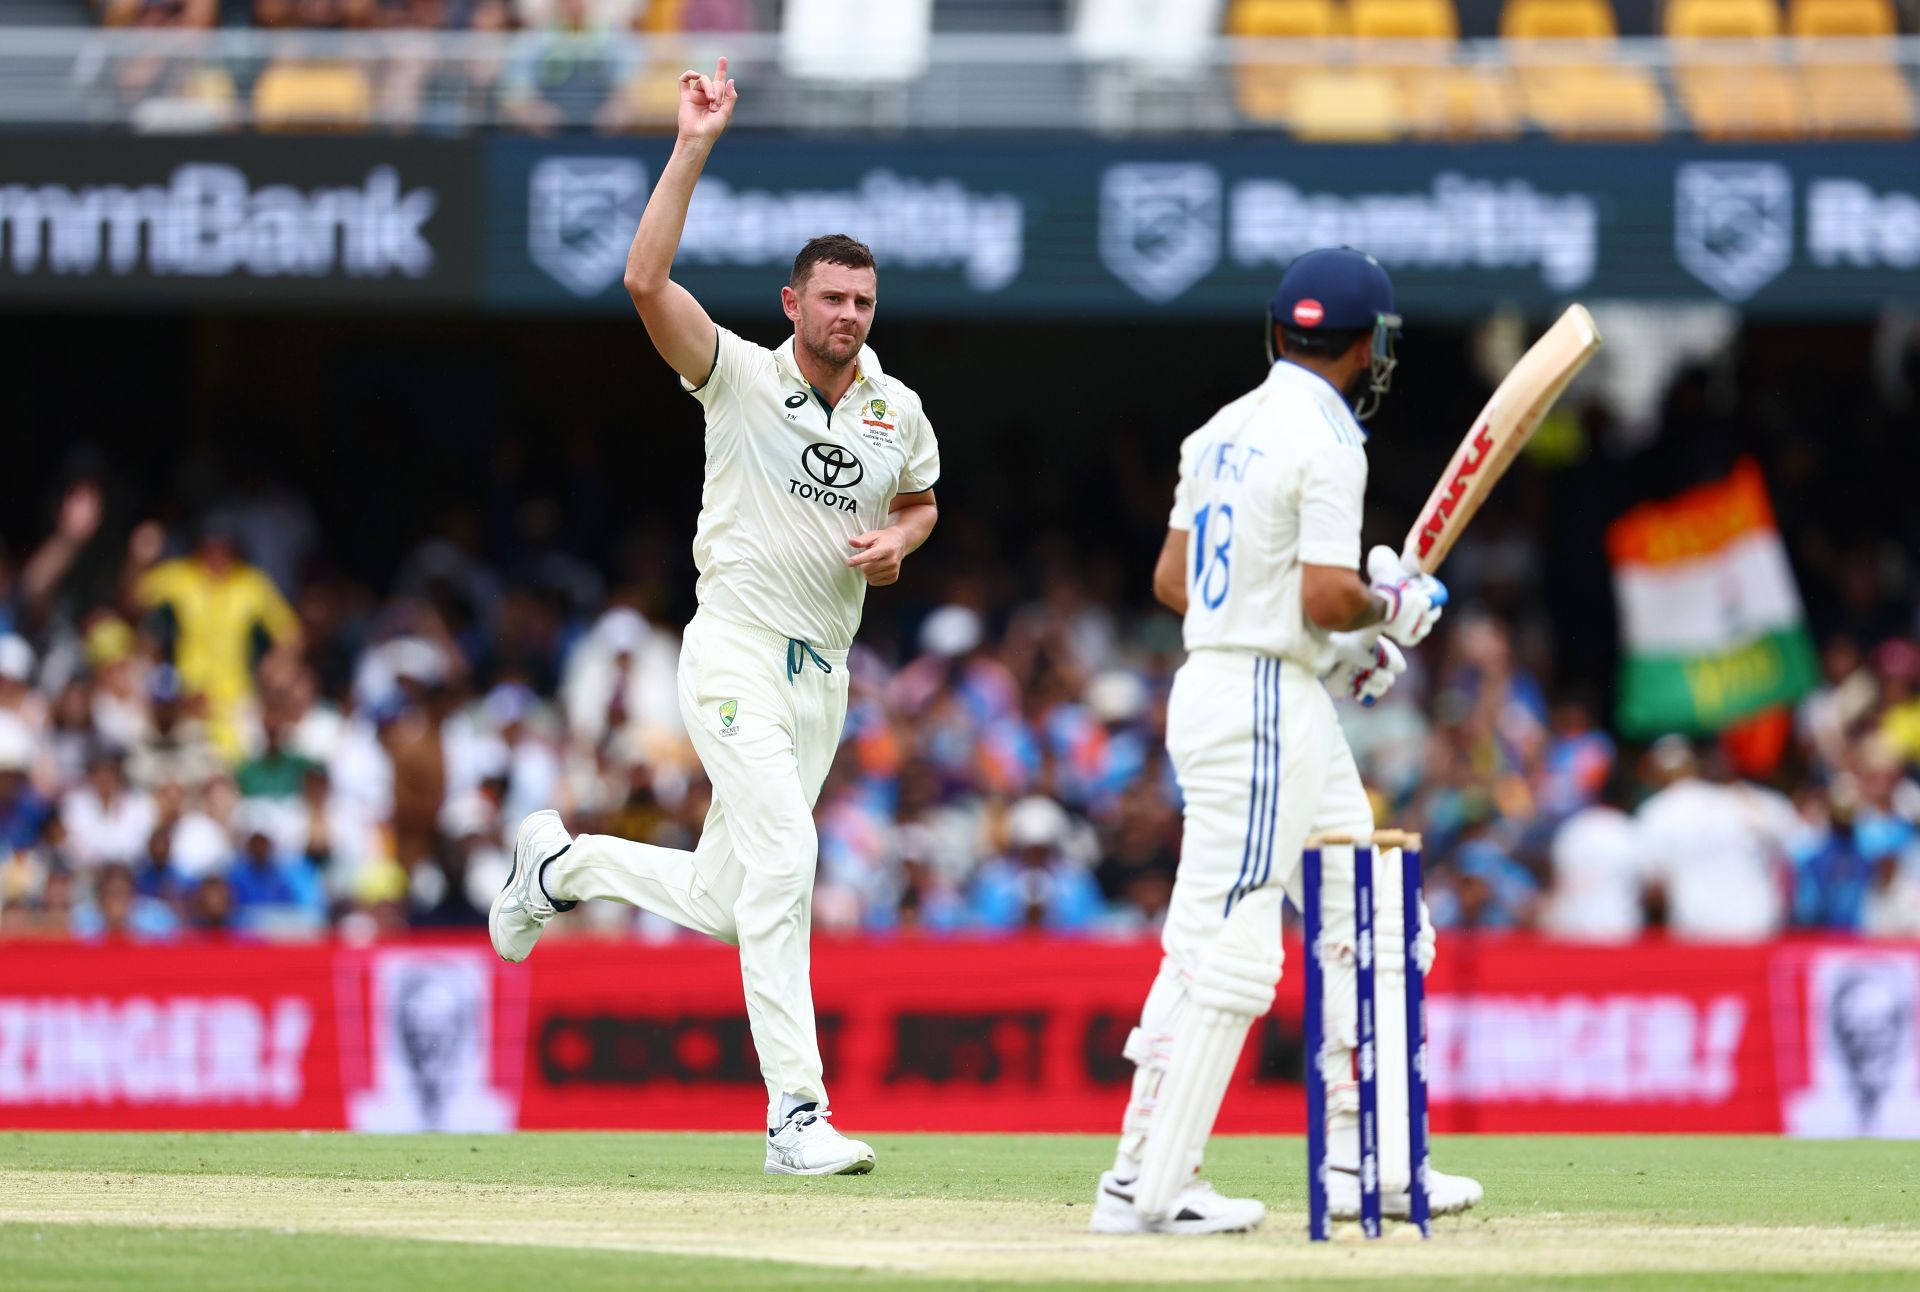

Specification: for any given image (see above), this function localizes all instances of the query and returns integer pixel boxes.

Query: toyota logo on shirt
[802,443,864,489]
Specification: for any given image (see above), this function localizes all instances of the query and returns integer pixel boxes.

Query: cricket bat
[1402,304,1602,574]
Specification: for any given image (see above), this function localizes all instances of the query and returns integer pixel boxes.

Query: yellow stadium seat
[637,0,686,29]
[1665,0,1783,38]
[1679,65,1806,137]
[1790,0,1912,137]
[1800,61,1914,135]
[1229,0,1350,123]
[1347,0,1465,135]
[1230,0,1345,36]
[1787,0,1895,36]
[1520,64,1668,137]
[1499,0,1665,138]
[1402,67,1523,137]
[252,64,374,130]
[1349,0,1460,42]
[1499,0,1617,40]
[1667,0,1802,139]
[1288,69,1405,139]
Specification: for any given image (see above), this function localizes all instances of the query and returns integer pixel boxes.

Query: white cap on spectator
[385,637,447,685]
[1008,795,1069,851]
[469,733,512,783]
[232,799,287,846]
[0,712,32,772]
[484,682,535,729]
[1648,733,1697,778]
[920,606,982,659]
[596,607,648,656]
[893,821,936,864]
[0,634,34,684]
[1086,671,1148,724]
[439,792,496,841]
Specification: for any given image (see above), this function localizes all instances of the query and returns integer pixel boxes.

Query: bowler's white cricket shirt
[685,326,940,651]
[1168,360,1367,673]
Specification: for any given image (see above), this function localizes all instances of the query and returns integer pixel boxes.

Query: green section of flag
[1616,625,1820,738]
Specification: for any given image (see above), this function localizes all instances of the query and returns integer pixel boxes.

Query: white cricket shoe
[1327,1164,1482,1219]
[764,1107,876,1176]
[1089,1171,1266,1235]
[489,810,576,963]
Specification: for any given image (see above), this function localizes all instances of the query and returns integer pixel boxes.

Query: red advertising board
[2,935,1916,1137]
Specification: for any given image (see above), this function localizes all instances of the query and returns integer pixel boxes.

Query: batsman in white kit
[489,59,939,1177]
[1092,249,1483,1233]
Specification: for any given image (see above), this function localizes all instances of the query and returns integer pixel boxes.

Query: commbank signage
[0,137,482,307]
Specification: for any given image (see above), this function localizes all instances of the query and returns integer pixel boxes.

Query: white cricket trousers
[1162,649,1373,962]
[544,609,849,1123]
[1115,649,1420,1175]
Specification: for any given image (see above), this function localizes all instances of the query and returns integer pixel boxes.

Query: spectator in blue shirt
[226,822,327,934]
[1432,820,1541,931]
[1793,822,1873,932]
[0,715,51,851]
[72,862,179,942]
[970,796,1104,933]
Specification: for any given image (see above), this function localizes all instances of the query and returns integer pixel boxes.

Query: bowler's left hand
[848,527,908,586]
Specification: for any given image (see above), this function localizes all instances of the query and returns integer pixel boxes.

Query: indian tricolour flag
[1607,457,1819,737]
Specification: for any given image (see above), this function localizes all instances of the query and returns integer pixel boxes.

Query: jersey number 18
[1192,503,1233,609]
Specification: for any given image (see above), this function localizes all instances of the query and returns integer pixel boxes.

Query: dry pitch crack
[4,1168,1919,1283]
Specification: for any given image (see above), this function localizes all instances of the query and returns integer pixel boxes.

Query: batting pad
[1132,888,1283,1221]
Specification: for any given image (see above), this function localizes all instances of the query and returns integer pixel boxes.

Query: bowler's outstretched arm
[625,58,737,387]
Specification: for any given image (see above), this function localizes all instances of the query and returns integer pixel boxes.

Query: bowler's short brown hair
[791,234,876,289]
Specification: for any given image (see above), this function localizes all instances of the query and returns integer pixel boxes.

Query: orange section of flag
[1605,457,1779,567]
[1721,705,1793,779]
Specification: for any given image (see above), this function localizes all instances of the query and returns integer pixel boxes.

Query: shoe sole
[1091,1187,1264,1235]
[489,812,552,963]
[764,1155,876,1177]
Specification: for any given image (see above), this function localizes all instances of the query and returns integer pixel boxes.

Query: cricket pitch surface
[5,1133,1917,1290]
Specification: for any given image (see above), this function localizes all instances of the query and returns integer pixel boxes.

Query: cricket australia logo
[529,157,649,298]
[718,699,739,736]
[1099,163,1222,304]
[1675,162,1793,303]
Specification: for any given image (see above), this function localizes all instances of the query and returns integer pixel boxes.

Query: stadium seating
[1349,0,1520,138]
[1288,68,1405,138]
[1786,0,1896,34]
[1666,0,1806,139]
[1499,0,1666,138]
[1787,0,1913,135]
[1228,0,1352,125]
[252,64,374,130]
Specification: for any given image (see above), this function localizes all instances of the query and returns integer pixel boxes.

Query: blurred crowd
[86,0,759,132]
[4,454,1920,947]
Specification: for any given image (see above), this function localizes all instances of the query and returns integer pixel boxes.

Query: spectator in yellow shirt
[1871,641,1920,770]
[126,520,302,761]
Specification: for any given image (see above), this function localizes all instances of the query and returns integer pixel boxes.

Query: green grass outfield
[4,1133,1917,1291]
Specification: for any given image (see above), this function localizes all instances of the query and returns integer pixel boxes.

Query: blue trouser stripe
[1227,658,1284,915]
[1255,658,1283,891]
[1224,657,1264,915]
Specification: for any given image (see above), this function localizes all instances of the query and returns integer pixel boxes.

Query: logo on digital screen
[1099,164,1222,304]
[1675,162,1793,303]
[529,157,649,298]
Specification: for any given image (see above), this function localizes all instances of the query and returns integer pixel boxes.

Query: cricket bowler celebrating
[1091,249,1482,1232]
[489,58,938,1177]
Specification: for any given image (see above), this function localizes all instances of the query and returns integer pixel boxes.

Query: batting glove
[1327,631,1407,707]
[1367,545,1448,648]
[1414,895,1436,975]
